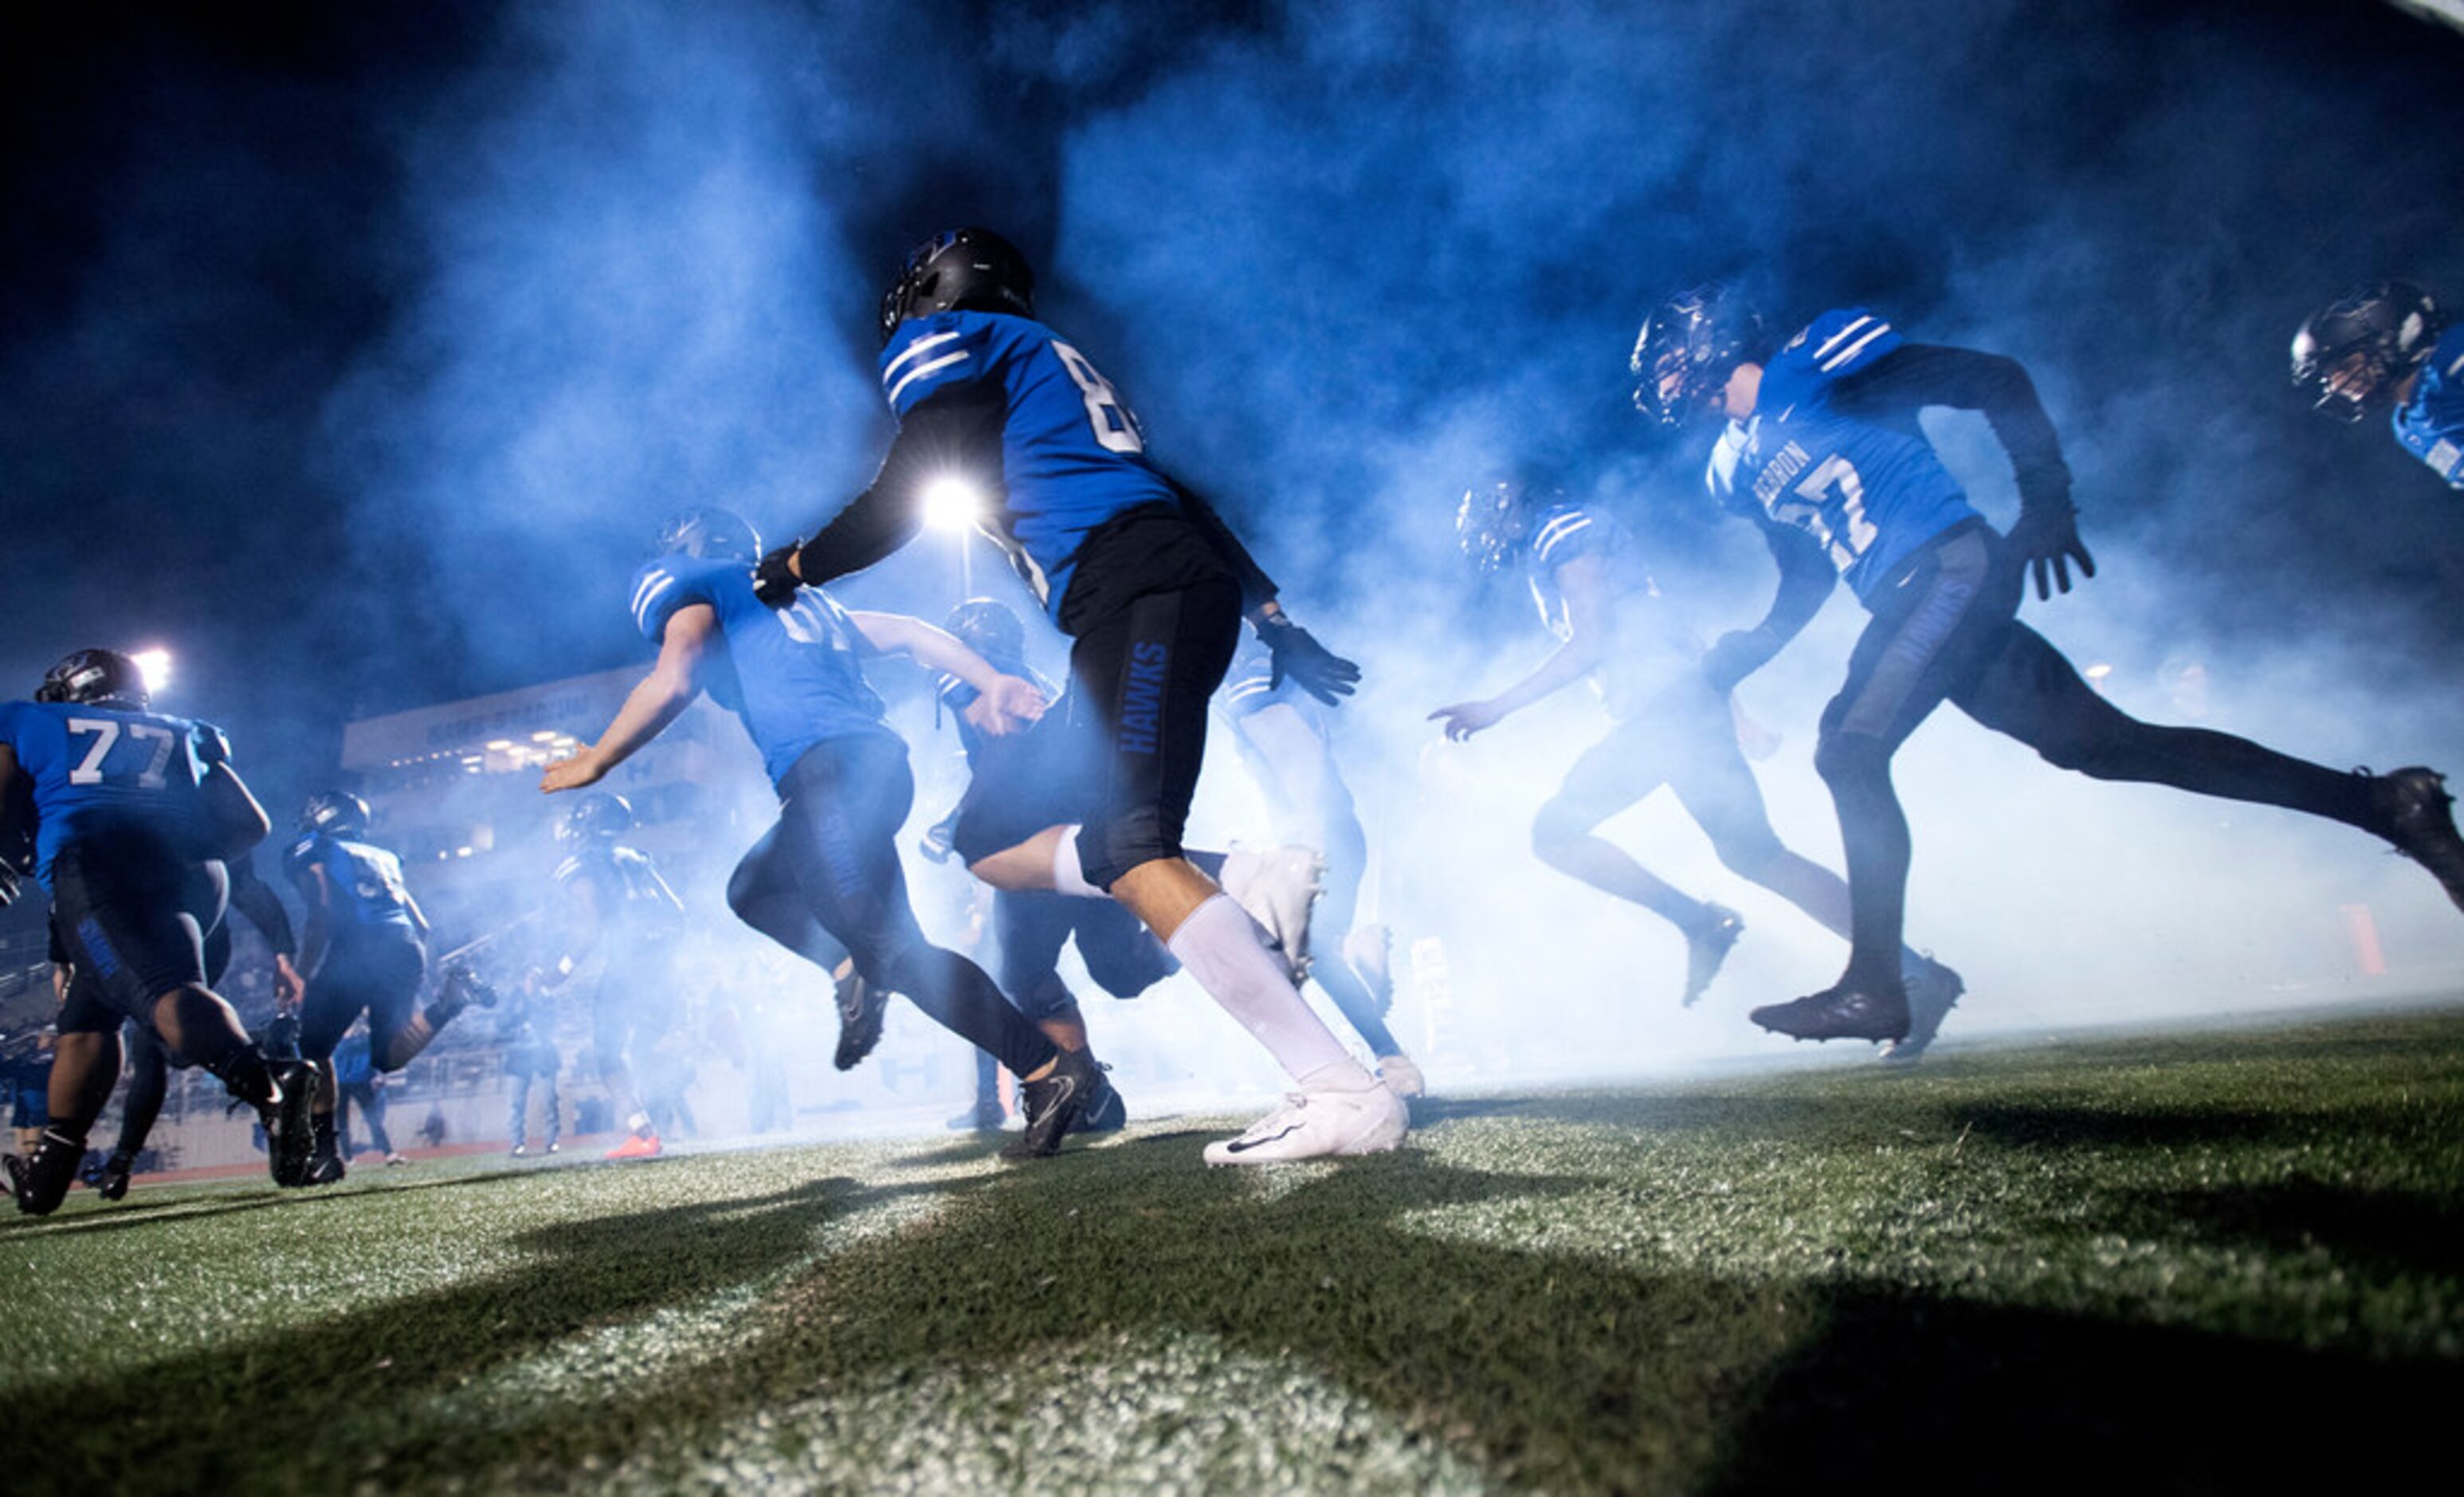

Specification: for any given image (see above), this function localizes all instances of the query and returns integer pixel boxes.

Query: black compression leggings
[1819,526,2378,987]
[728,734,1058,1079]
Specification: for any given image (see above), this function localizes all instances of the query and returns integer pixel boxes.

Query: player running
[2293,281,2464,489]
[89,848,304,1199]
[757,227,1407,1164]
[539,792,686,1160]
[1632,285,2464,1047]
[0,649,292,1215]
[286,791,492,1185]
[543,507,1097,1161]
[1432,479,1962,1052]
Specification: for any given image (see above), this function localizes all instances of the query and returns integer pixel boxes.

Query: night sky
[6,0,2462,819]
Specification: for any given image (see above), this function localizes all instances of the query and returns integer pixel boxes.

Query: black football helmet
[654,506,762,564]
[878,228,1035,347]
[36,648,149,709]
[2292,281,2444,423]
[944,597,1026,666]
[300,791,371,839]
[556,792,634,844]
[1630,283,1768,426]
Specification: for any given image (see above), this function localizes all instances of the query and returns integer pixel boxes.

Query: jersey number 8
[1050,341,1146,456]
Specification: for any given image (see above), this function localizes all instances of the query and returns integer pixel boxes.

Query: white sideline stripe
[886,351,971,408]
[881,330,962,383]
[1820,321,1893,371]
[1811,316,1875,361]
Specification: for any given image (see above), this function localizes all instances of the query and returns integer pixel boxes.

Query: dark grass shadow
[12,1171,967,1495]
[2113,1180,2464,1283]
[1950,1100,2342,1151]
[13,1165,543,1239]
[1701,1286,2464,1493]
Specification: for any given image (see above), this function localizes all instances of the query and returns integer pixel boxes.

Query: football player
[2293,281,2464,489]
[286,791,492,1185]
[1432,479,1963,1052]
[1221,633,1427,1090]
[543,507,1097,1161]
[0,649,291,1214]
[539,792,686,1160]
[1634,285,2464,1045]
[89,849,304,1199]
[758,228,1407,1164]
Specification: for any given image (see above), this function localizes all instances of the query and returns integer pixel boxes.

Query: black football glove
[2007,503,2096,601]
[1259,615,1361,705]
[752,544,805,608]
[1698,630,1770,695]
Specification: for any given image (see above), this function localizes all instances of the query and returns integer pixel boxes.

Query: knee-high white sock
[1166,895,1371,1088]
[1050,827,1107,898]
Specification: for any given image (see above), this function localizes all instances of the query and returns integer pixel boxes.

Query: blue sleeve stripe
[1818,319,1893,372]
[885,348,972,409]
[632,571,678,634]
[1532,511,1593,562]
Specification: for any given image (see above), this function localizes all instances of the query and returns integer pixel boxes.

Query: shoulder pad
[193,721,232,766]
[1528,505,1610,572]
[1764,309,1903,414]
[631,558,728,645]
[878,313,1000,419]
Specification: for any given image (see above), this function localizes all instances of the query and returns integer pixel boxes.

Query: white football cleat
[1375,1054,1426,1099]
[1218,844,1325,981]
[1203,1082,1407,1165]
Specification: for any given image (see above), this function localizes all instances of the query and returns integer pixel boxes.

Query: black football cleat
[96,1151,135,1202]
[1681,906,1745,1008]
[832,966,889,1072]
[1882,958,1966,1063]
[303,1151,348,1188]
[6,1130,88,1216]
[1071,1062,1127,1134]
[1751,982,1911,1044]
[2370,767,2464,914]
[267,1061,317,1188]
[1001,1047,1095,1163]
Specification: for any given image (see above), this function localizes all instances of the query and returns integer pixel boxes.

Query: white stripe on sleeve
[1819,321,1893,371]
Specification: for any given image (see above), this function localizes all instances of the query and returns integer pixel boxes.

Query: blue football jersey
[2393,323,2464,489]
[1519,501,1690,719]
[0,700,230,884]
[630,554,893,786]
[284,831,418,933]
[880,311,1181,613]
[554,843,685,933]
[1706,309,1982,602]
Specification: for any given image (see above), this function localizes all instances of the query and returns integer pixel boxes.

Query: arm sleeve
[1163,477,1278,611]
[1830,343,2074,513]
[225,851,297,956]
[793,382,1008,586]
[1722,517,1838,671]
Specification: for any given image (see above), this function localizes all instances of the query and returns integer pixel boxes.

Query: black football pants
[1817,521,2379,988]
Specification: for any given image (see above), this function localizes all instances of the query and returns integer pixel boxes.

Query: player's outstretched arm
[1702,521,1837,692]
[1429,551,1611,740]
[760,386,1007,604]
[543,603,719,793]
[1833,342,2093,599]
[849,611,1047,736]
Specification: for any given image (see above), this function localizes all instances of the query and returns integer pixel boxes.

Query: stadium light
[922,474,984,532]
[129,648,173,696]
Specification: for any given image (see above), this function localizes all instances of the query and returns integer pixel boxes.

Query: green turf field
[6,1008,2462,1494]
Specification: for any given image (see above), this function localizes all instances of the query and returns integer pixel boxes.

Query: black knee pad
[1015,972,1079,1024]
